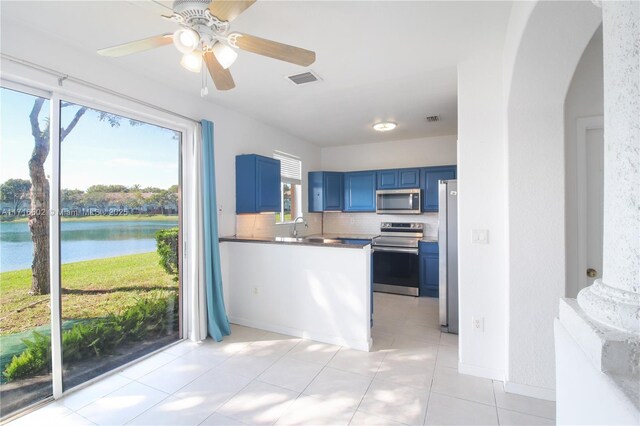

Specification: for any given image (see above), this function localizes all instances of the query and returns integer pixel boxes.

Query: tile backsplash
[322,212,439,238]
[235,213,322,238]
[235,211,438,238]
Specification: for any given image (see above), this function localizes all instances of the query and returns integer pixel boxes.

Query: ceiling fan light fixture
[373,122,397,132]
[180,51,203,72]
[212,43,238,69]
[173,28,200,53]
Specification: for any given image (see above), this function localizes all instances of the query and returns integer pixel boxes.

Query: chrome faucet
[292,216,308,237]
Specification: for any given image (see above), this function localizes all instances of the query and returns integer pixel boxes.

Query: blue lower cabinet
[342,239,371,245]
[419,241,439,297]
[421,166,456,211]
[236,154,281,213]
[344,171,376,212]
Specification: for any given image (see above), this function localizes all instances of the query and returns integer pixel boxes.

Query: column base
[558,298,639,413]
[577,278,640,334]
[555,300,640,424]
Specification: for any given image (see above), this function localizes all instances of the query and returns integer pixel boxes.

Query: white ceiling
[1,1,512,147]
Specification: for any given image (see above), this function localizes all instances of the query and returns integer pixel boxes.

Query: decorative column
[577,0,639,334]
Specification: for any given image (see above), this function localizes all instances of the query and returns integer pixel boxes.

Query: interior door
[584,127,604,289]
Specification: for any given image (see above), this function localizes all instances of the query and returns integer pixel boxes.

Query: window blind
[274,151,302,183]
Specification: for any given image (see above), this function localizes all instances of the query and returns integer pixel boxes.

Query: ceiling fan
[97,0,316,92]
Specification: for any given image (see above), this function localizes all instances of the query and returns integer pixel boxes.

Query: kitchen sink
[275,237,306,243]
[303,237,342,244]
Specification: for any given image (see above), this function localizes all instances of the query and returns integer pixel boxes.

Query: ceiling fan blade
[209,0,256,22]
[204,51,236,91]
[232,33,316,67]
[97,34,173,57]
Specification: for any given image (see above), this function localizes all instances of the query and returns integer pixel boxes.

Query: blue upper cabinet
[309,171,344,212]
[236,154,281,213]
[377,168,420,189]
[377,170,398,189]
[398,168,420,188]
[419,241,439,297]
[344,171,376,212]
[421,165,457,211]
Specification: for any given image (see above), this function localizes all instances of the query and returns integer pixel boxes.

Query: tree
[86,184,128,193]
[27,101,129,295]
[27,99,86,295]
[0,178,31,213]
[61,189,84,209]
[129,191,145,213]
[84,191,110,213]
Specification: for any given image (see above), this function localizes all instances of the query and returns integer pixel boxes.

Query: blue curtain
[201,120,231,341]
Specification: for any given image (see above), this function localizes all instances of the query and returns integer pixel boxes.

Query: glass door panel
[0,87,53,417]
[58,101,181,390]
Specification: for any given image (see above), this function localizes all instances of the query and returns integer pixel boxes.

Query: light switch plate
[472,229,489,244]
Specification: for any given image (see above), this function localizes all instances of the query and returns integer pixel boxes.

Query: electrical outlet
[472,317,484,332]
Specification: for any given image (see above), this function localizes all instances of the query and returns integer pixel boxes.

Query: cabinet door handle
[586,268,598,278]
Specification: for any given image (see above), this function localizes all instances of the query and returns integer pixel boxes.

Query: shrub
[3,332,51,381]
[3,293,178,382]
[156,228,179,281]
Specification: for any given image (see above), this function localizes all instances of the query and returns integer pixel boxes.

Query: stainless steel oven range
[372,222,424,296]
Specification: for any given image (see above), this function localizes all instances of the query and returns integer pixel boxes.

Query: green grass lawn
[0,252,177,336]
[3,214,178,224]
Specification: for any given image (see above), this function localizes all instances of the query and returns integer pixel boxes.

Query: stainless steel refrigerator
[438,179,458,334]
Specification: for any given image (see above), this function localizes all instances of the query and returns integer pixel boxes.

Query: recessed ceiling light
[373,122,397,132]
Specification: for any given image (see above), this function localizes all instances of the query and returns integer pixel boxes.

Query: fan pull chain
[200,62,209,97]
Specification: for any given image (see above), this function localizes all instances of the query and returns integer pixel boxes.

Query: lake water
[0,220,178,272]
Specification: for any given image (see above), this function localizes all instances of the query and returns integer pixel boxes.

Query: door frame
[0,80,193,405]
[576,115,604,294]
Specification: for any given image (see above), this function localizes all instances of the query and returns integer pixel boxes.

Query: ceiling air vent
[287,70,321,86]
[426,115,440,122]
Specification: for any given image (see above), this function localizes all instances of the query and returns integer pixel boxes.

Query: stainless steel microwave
[376,189,421,214]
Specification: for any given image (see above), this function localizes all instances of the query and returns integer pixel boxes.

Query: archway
[504,0,601,397]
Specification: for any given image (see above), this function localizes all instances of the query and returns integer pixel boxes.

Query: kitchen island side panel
[219,242,372,351]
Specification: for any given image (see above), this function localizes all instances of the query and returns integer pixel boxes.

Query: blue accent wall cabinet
[421,166,457,211]
[419,241,439,297]
[308,171,344,212]
[235,154,281,213]
[376,168,420,189]
[344,171,376,212]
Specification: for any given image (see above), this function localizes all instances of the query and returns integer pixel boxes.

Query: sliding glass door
[0,87,53,417]
[0,87,183,418]
[58,100,181,390]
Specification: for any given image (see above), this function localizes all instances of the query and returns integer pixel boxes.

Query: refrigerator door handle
[438,181,448,328]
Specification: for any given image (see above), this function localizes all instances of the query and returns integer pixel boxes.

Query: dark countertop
[219,233,376,248]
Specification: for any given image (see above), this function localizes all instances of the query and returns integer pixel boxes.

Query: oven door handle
[372,246,419,255]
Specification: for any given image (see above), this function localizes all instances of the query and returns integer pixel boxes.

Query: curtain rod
[1,53,200,125]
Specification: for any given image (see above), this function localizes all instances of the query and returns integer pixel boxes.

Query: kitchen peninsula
[219,236,373,351]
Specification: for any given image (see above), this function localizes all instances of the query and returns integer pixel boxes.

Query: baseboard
[458,362,504,381]
[228,316,372,352]
[504,380,556,401]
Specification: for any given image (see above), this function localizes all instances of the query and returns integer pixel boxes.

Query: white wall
[564,28,604,298]
[0,18,321,238]
[504,0,601,398]
[457,49,507,381]
[320,135,457,172]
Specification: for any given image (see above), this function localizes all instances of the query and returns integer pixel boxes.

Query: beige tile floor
[9,293,556,425]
